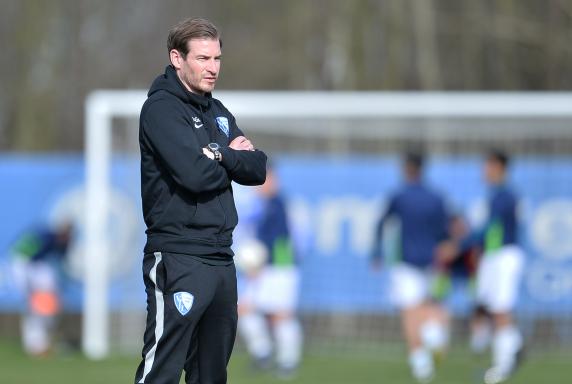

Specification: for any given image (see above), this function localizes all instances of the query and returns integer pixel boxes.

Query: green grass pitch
[0,340,570,383]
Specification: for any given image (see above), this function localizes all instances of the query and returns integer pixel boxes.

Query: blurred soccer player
[236,166,303,380]
[10,221,73,356]
[471,150,525,384]
[371,153,450,383]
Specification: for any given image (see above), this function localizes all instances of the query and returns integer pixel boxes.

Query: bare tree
[0,0,571,151]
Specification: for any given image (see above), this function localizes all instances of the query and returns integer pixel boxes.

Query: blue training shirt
[372,181,448,268]
[482,184,519,252]
[256,194,296,266]
[10,227,67,263]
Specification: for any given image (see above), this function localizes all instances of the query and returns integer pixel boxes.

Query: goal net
[84,91,572,359]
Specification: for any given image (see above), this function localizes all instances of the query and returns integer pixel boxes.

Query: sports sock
[470,322,492,354]
[238,313,272,360]
[22,315,52,355]
[420,319,449,352]
[492,325,523,374]
[273,318,303,369]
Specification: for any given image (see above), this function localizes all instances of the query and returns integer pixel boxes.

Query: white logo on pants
[174,292,194,316]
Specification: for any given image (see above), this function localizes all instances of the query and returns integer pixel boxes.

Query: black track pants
[134,252,238,384]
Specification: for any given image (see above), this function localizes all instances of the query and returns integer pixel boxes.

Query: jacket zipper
[199,103,228,240]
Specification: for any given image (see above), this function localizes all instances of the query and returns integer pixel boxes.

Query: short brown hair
[486,148,510,168]
[167,18,222,58]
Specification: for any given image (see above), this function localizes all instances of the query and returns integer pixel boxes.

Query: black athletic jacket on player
[139,65,267,258]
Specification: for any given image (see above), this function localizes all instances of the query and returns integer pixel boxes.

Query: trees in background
[1,0,571,150]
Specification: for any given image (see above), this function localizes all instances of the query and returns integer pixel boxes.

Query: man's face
[484,159,505,185]
[171,38,221,95]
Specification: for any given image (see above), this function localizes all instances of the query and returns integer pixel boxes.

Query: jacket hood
[148,65,211,108]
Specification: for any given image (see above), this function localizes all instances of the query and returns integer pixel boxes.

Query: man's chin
[200,83,216,93]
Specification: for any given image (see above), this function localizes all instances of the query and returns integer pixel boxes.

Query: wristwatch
[207,142,222,161]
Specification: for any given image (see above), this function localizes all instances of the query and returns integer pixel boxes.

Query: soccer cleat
[483,344,525,384]
[410,348,435,384]
[414,370,434,384]
[411,358,435,384]
[483,366,509,384]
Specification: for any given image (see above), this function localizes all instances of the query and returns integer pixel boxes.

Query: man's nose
[206,59,218,73]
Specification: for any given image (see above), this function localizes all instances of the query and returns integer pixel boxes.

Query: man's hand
[435,240,459,265]
[229,136,255,151]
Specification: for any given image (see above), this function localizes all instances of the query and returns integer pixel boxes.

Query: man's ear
[169,49,183,69]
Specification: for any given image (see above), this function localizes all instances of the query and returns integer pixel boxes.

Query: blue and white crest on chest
[174,292,194,316]
[215,116,230,137]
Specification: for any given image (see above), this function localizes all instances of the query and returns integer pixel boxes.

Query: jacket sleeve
[218,117,267,186]
[219,146,268,186]
[141,98,231,194]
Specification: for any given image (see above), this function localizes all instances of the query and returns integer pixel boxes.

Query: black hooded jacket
[139,65,267,258]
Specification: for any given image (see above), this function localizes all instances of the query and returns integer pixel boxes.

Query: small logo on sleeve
[174,292,194,316]
[216,117,230,137]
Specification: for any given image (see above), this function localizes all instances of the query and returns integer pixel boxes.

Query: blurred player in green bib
[10,221,73,356]
[439,150,525,384]
[235,166,303,380]
[472,151,525,384]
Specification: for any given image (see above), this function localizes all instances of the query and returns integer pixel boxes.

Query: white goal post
[84,91,572,359]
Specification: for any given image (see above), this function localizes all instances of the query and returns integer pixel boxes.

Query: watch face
[208,143,220,151]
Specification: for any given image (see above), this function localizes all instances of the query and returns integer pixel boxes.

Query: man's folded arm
[219,147,267,186]
[141,99,231,193]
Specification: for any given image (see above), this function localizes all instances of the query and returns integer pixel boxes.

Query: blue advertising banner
[1,155,571,315]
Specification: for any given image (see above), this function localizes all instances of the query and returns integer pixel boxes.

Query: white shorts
[239,266,300,313]
[12,259,57,293]
[389,263,431,309]
[476,245,524,313]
